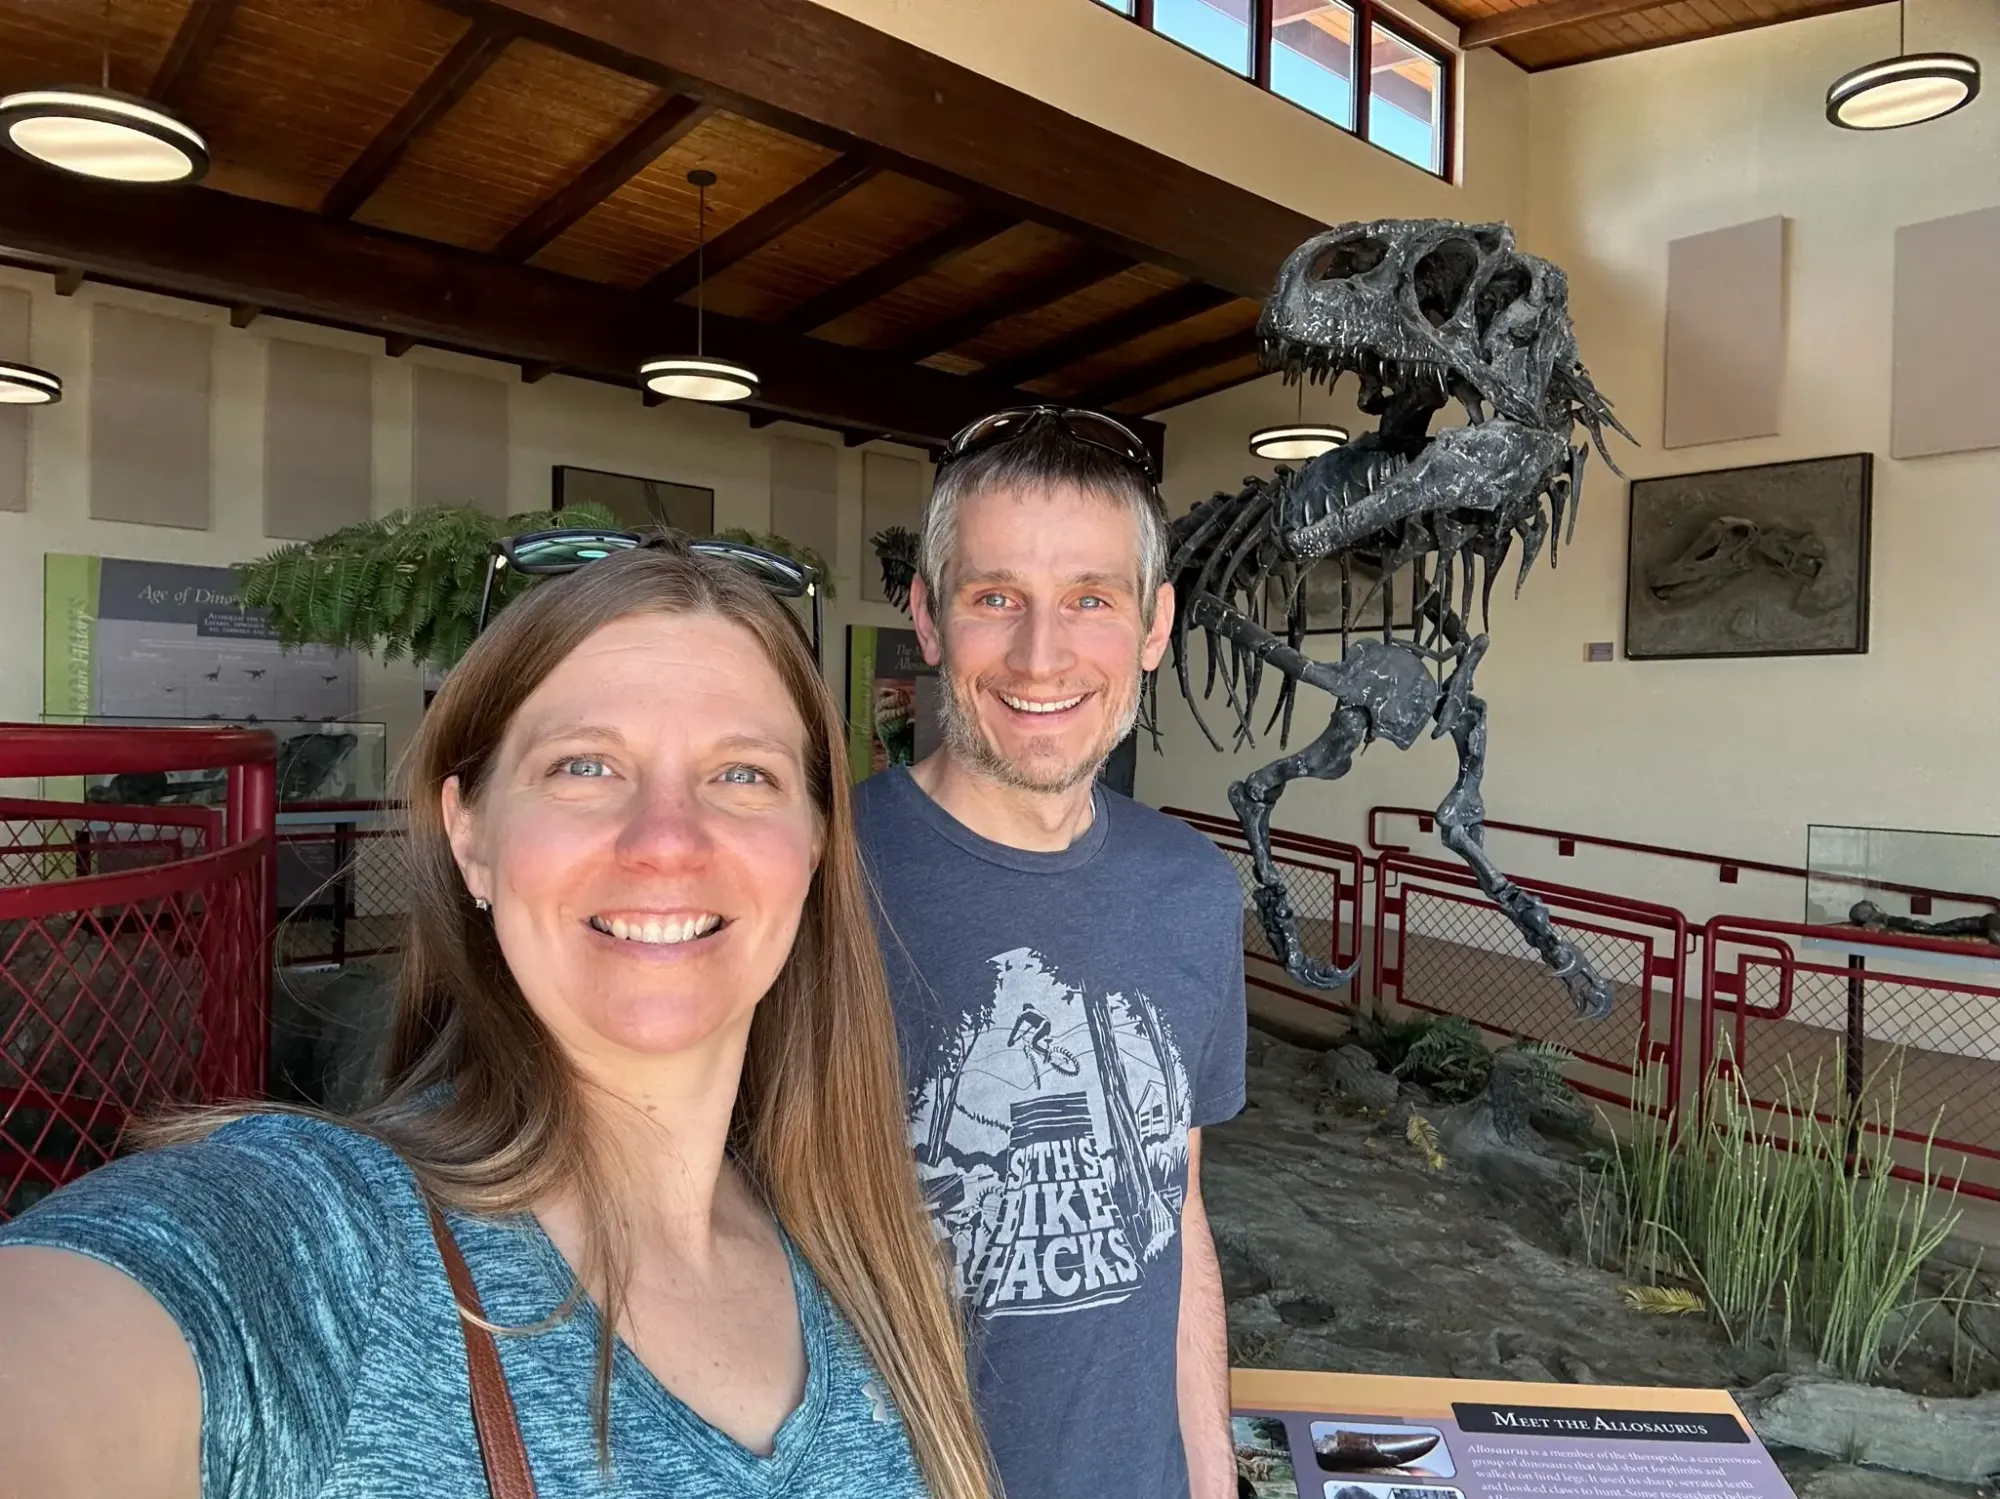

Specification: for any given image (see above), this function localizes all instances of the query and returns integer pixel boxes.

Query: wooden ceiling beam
[0,156,1161,457]
[985,282,1236,388]
[775,211,1011,334]
[1138,361,1265,415]
[888,247,1133,361]
[472,0,1322,300]
[149,0,242,107]
[1080,331,1257,409]
[321,16,514,220]
[1460,0,1687,48]
[643,153,881,300]
[494,94,713,261]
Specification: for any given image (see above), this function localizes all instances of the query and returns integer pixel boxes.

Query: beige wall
[0,264,921,774]
[805,0,1529,222]
[1140,0,2000,889]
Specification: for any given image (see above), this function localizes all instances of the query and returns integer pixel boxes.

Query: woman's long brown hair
[153,542,993,1499]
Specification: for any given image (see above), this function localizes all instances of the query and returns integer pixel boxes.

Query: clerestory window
[1091,0,1455,180]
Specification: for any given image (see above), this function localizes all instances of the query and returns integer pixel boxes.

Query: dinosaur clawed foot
[1549,943,1615,1019]
[1253,883,1359,992]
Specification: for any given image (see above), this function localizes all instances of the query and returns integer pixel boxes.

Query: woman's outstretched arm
[0,1245,202,1499]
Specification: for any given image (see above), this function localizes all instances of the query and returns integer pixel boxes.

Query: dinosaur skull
[1647,515,1827,606]
[1258,219,1625,568]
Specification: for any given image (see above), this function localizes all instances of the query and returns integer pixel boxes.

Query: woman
[0,543,994,1499]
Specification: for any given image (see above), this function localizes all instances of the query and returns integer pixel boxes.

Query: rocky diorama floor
[1204,1026,1998,1499]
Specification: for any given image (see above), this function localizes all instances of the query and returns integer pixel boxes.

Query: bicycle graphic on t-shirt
[1007,1004,1080,1087]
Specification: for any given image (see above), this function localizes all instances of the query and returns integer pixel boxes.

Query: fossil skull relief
[1157,220,1635,1018]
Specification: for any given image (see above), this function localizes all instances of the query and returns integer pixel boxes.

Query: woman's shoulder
[0,1108,428,1297]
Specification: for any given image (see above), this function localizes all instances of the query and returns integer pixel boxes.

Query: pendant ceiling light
[0,361,62,405]
[1827,0,1980,130]
[0,3,208,183]
[1250,379,1347,461]
[641,169,759,405]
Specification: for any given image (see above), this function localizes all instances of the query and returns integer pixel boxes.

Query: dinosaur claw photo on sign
[1623,452,1872,659]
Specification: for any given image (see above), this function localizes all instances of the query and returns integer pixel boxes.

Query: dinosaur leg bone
[1228,703,1371,992]
[1432,689,1614,1019]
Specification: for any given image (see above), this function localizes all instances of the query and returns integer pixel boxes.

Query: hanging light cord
[102,0,111,89]
[695,182,707,359]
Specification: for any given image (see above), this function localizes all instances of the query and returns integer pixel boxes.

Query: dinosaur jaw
[1262,332,1568,564]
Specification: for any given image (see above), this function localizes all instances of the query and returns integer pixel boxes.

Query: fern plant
[235,507,834,672]
[1391,1015,1493,1103]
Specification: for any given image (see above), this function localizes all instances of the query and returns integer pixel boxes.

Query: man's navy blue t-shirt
[853,767,1248,1499]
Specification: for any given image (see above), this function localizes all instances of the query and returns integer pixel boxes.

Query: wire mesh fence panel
[275,808,408,966]
[0,800,218,888]
[1377,854,1686,1118]
[0,809,268,1221]
[1704,921,2000,1202]
[1165,807,1367,1019]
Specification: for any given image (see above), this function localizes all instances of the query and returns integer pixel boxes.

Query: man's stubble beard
[934,644,1143,795]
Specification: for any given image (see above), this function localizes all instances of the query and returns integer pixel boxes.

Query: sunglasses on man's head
[474,528,824,665]
[937,406,1160,486]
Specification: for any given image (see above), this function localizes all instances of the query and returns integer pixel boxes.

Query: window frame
[1105,0,1456,182]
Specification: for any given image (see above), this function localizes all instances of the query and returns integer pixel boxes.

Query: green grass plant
[1584,1036,1964,1384]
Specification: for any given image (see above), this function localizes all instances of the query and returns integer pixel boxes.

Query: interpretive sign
[1232,1369,1793,1499]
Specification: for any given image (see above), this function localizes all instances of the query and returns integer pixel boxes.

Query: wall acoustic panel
[1893,206,2000,460]
[1663,216,1786,450]
[770,437,838,577]
[0,286,28,512]
[412,364,508,515]
[90,305,213,529]
[265,339,374,540]
[860,450,926,604]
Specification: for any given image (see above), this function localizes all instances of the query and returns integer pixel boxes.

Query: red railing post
[0,726,278,1218]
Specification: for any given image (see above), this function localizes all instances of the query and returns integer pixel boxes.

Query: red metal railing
[1171,802,2000,1199]
[1162,805,1367,1019]
[1374,849,1689,1120]
[1369,804,2000,924]
[1702,915,2000,1203]
[0,726,276,1219]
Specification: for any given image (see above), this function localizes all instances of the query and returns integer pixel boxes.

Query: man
[853,407,1247,1499]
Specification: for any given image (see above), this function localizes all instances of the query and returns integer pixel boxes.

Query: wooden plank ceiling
[1431,0,1891,70]
[0,0,1334,452]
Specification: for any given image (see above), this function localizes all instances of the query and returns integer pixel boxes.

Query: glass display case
[38,714,390,807]
[1805,822,2000,947]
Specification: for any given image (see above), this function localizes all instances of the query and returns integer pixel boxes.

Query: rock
[1557,1353,1601,1385]
[1216,1233,1274,1302]
[1738,1374,2000,1484]
[1502,1353,1559,1383]
[1320,1044,1399,1112]
[1795,1463,1988,1499]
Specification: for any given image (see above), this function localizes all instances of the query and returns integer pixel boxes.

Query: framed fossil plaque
[1624,453,1871,660]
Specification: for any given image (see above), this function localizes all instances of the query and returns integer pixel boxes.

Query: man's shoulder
[850,767,910,844]
[1103,794,1241,894]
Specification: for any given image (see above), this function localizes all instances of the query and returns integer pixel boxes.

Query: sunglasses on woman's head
[936,406,1160,486]
[474,529,824,665]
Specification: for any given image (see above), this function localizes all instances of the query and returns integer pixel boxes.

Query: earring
[473,896,491,912]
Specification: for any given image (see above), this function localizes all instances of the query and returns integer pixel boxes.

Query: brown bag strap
[427,1204,541,1499]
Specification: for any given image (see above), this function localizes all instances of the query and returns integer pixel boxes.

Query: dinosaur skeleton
[1158,220,1634,1018]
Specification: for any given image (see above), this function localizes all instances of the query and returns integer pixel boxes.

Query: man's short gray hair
[918,417,1171,626]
